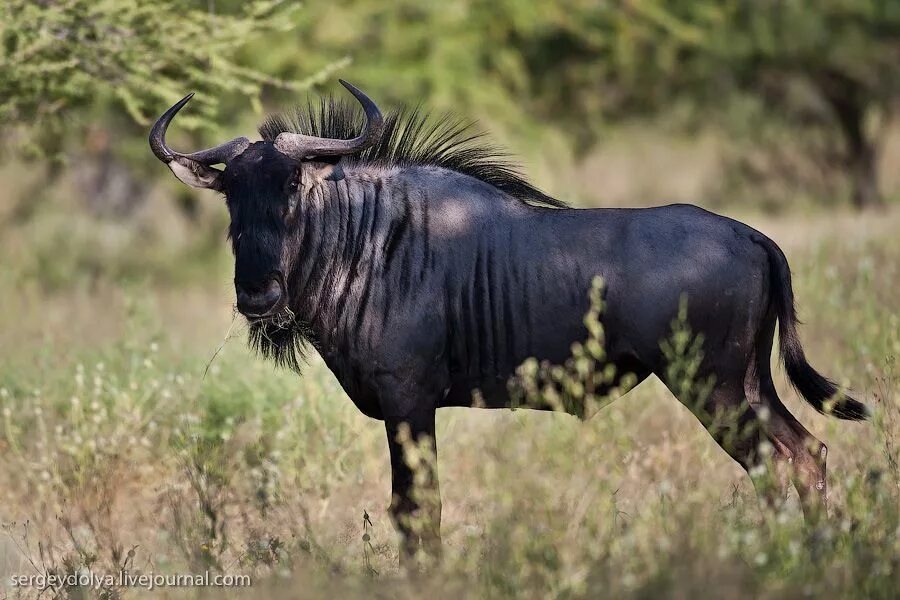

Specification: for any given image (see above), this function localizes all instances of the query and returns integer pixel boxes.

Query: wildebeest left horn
[149,93,250,190]
[274,80,384,159]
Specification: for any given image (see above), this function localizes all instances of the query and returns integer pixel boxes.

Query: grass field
[0,191,897,598]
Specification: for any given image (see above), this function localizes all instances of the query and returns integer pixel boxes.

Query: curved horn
[274,80,383,159]
[149,93,250,190]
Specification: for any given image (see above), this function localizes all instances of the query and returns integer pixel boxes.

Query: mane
[258,97,567,208]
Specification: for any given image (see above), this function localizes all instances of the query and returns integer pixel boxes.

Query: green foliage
[0,0,309,157]
[660,295,715,412]
[511,277,637,418]
[3,0,897,212]
[492,1,900,134]
[270,1,900,207]
[504,0,900,205]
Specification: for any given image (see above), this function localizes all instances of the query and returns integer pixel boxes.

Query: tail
[756,235,869,420]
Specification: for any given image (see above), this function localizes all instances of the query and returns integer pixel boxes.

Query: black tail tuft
[782,344,870,420]
[756,235,870,421]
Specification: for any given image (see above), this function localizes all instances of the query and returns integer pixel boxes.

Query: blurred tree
[2,0,897,210]
[716,0,900,208]
[266,0,898,208]
[510,0,900,208]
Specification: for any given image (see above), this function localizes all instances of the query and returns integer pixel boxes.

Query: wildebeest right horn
[149,93,250,190]
[274,80,384,159]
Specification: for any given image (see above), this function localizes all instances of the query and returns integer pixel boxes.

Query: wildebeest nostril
[235,277,284,317]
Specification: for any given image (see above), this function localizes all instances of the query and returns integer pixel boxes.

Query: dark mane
[258,98,567,208]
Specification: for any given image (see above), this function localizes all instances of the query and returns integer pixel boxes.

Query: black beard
[246,310,313,373]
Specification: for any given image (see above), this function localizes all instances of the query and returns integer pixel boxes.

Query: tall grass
[0,206,897,598]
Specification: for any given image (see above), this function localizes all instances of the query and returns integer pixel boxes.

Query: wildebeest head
[149,80,383,320]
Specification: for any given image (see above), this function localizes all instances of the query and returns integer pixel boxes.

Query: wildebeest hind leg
[751,315,828,519]
[758,378,829,520]
[667,377,791,509]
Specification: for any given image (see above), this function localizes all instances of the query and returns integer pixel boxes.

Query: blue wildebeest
[150,81,867,562]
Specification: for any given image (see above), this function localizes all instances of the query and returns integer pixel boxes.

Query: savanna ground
[0,151,898,599]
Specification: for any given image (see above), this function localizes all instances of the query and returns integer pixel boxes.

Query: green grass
[0,204,898,599]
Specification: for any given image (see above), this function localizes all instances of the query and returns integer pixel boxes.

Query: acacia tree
[0,0,351,219]
[0,0,314,157]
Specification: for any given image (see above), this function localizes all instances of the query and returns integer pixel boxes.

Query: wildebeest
[150,80,868,562]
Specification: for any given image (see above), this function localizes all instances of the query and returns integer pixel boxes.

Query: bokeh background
[0,2,898,598]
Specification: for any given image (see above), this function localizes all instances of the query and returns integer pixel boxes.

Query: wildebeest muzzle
[235,272,286,319]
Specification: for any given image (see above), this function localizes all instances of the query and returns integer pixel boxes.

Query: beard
[246,307,312,373]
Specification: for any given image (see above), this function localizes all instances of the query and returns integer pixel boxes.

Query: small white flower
[749,464,766,479]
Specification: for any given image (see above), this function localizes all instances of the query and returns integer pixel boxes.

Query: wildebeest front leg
[385,406,442,564]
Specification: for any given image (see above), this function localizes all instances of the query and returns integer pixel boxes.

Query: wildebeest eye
[287,169,301,192]
[283,170,301,218]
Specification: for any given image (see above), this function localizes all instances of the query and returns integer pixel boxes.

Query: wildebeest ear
[302,159,345,183]
[323,161,345,182]
[166,156,225,191]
